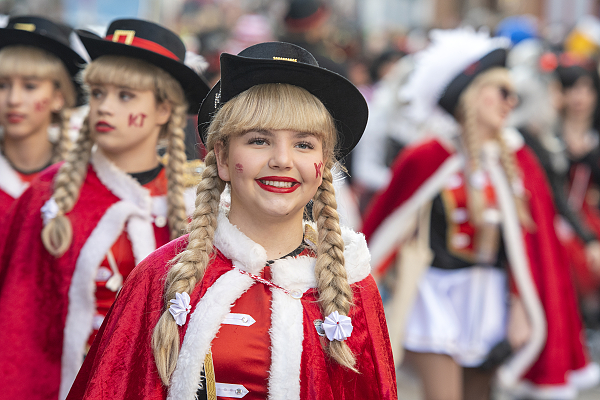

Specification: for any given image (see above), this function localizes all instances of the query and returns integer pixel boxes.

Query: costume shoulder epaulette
[159,155,205,188]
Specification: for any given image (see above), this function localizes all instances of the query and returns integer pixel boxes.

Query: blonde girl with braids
[0,19,209,400]
[0,16,84,225]
[66,42,397,400]
[363,29,599,400]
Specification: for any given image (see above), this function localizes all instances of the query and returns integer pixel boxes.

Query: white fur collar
[90,147,152,211]
[213,212,371,285]
[0,152,28,199]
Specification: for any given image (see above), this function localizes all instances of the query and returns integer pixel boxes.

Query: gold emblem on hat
[112,30,136,45]
[14,23,36,32]
[273,56,297,62]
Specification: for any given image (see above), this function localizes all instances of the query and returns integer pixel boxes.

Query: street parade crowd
[2,0,600,399]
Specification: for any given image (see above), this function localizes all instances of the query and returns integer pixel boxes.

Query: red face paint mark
[34,99,49,112]
[314,162,323,179]
[128,113,147,127]
[235,163,243,173]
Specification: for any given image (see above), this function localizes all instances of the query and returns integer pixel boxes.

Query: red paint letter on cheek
[235,163,243,173]
[34,99,49,112]
[128,113,147,127]
[314,162,323,178]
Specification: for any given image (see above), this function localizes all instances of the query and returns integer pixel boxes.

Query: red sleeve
[361,139,452,241]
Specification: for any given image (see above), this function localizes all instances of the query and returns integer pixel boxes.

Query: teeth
[261,180,294,188]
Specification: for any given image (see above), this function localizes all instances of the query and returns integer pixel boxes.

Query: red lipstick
[7,113,24,124]
[256,176,300,193]
[95,120,115,133]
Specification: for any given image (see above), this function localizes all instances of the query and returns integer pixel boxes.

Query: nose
[7,84,22,106]
[269,141,293,170]
[97,93,115,116]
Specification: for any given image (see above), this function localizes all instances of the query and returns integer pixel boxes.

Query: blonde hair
[0,45,77,162]
[41,55,189,256]
[152,83,356,385]
[456,67,535,230]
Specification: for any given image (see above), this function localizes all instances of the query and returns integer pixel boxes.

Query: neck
[3,127,53,172]
[98,133,160,173]
[563,115,592,136]
[227,204,305,261]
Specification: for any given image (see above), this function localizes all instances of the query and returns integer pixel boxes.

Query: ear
[155,100,172,126]
[50,90,65,113]
[214,141,230,182]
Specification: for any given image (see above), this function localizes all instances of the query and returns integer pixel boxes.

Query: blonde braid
[152,150,225,385]
[312,160,356,370]
[51,108,73,163]
[461,96,486,227]
[41,115,93,256]
[165,104,189,239]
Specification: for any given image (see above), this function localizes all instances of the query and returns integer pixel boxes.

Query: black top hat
[438,48,507,116]
[79,19,210,114]
[198,42,368,159]
[0,16,86,105]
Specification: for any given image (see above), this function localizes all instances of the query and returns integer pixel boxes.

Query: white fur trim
[503,127,525,151]
[0,153,28,199]
[485,150,547,388]
[184,186,196,216]
[502,362,600,399]
[368,154,464,269]
[268,290,304,400]
[212,212,268,274]
[167,270,255,400]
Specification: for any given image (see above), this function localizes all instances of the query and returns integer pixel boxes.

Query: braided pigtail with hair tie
[51,108,73,163]
[41,115,93,256]
[152,149,225,385]
[165,103,189,239]
[312,160,357,371]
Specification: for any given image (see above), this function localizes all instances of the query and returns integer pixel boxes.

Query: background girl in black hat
[66,41,397,400]
[362,29,598,399]
[0,16,83,226]
[0,18,209,400]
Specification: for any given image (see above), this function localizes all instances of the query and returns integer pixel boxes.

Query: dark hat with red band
[197,42,368,159]
[0,16,86,105]
[79,19,209,114]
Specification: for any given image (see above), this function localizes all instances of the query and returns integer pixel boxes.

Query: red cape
[0,163,170,400]
[67,234,397,400]
[362,138,590,387]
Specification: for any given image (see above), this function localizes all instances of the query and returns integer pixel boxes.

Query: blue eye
[90,88,104,99]
[296,141,315,150]
[249,137,269,146]
[119,91,134,101]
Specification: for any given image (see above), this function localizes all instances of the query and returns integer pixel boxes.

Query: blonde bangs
[210,84,337,156]
[0,45,76,107]
[84,55,163,92]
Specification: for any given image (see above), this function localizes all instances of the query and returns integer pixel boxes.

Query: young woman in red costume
[66,42,397,400]
[362,29,599,400]
[0,19,209,400]
[0,16,83,224]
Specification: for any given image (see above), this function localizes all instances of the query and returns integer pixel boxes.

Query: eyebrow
[248,129,318,139]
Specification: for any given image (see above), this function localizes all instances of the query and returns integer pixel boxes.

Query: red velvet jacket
[68,213,397,400]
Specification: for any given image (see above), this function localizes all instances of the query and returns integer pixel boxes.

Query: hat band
[105,34,179,61]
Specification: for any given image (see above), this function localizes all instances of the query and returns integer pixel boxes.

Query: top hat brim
[438,48,507,116]
[80,35,210,114]
[198,54,368,159]
[0,29,87,105]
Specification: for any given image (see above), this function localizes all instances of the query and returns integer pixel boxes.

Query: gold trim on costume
[204,350,217,400]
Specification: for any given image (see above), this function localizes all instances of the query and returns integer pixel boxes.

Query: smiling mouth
[259,179,295,188]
